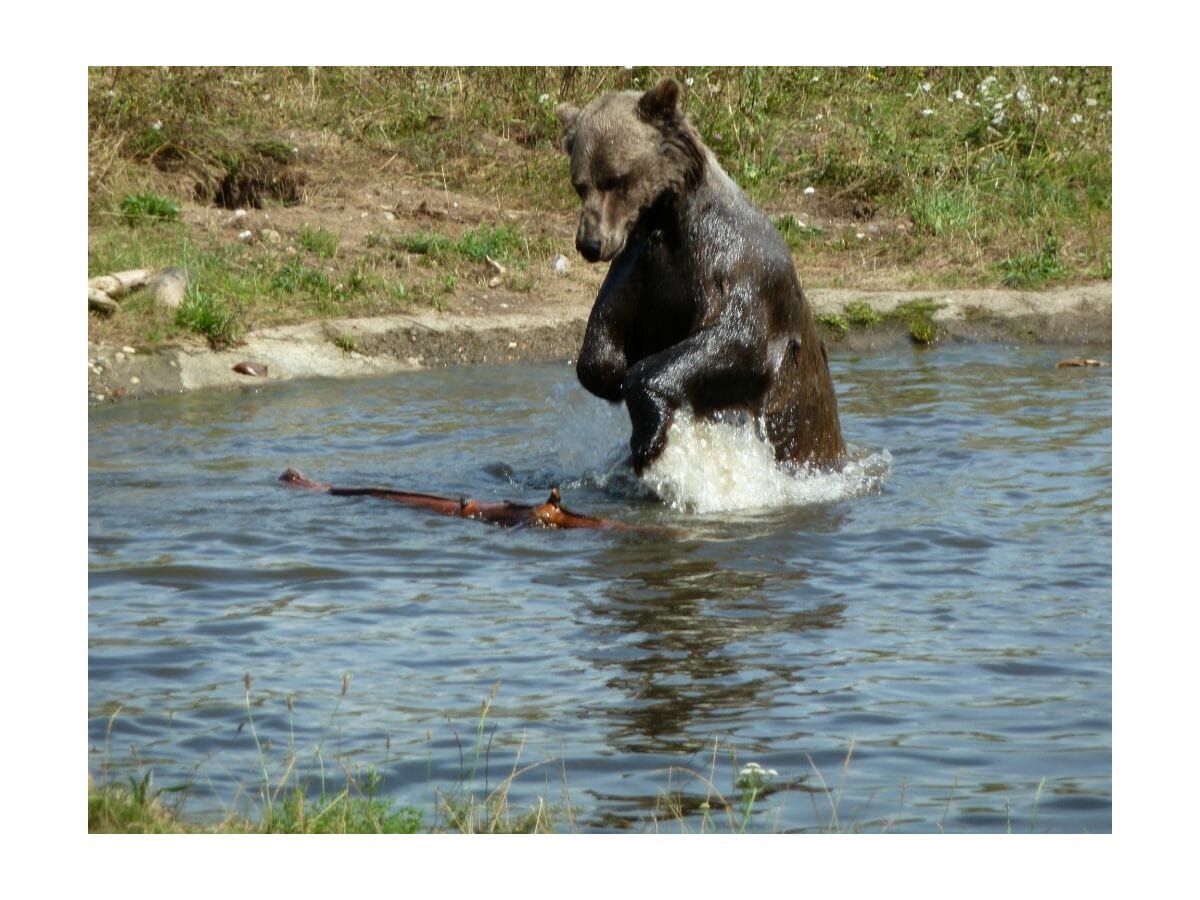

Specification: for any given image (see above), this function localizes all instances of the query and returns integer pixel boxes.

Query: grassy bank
[88,66,1110,350]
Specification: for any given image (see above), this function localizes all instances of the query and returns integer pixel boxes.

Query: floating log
[279,468,642,532]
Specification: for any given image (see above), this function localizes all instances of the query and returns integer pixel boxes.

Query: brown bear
[557,77,846,475]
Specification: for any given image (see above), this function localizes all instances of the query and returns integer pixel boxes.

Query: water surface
[88,343,1111,832]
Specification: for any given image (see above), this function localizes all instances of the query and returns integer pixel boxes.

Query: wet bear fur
[557,78,846,474]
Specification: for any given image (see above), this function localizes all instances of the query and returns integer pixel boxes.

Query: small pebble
[122,346,136,355]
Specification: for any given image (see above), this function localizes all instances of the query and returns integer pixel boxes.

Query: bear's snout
[575,234,603,263]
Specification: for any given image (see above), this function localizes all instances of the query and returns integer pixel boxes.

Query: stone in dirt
[147,267,189,309]
[232,361,268,377]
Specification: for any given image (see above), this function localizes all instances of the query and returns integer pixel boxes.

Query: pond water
[88,343,1111,833]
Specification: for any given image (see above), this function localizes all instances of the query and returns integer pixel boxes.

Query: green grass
[383,224,536,267]
[175,284,242,347]
[298,226,338,259]
[329,329,358,353]
[845,301,882,327]
[88,67,1111,347]
[88,774,423,834]
[892,298,941,343]
[774,213,825,250]
[1000,232,1069,288]
[817,311,849,336]
[120,192,180,225]
[816,298,941,343]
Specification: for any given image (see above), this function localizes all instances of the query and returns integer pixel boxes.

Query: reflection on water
[578,526,847,757]
[89,344,1111,832]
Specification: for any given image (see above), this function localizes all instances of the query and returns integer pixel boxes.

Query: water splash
[640,409,891,514]
[526,384,890,514]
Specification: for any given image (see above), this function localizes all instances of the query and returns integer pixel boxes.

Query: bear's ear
[556,102,580,154]
[637,78,682,125]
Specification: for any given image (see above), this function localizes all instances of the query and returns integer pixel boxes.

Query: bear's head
[557,78,702,263]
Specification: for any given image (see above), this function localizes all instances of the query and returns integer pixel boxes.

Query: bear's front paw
[630,431,668,476]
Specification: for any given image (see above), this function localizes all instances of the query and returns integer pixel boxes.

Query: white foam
[546,384,890,514]
[640,409,891,515]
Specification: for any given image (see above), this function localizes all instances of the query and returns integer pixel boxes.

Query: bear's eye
[573,181,588,199]
[597,175,624,193]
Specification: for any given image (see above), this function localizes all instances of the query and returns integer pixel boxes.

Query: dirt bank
[87,281,1111,405]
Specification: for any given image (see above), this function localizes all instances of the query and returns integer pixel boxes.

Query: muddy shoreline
[87,282,1111,405]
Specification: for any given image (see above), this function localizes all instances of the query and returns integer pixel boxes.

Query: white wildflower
[814,112,824,121]
[855,232,866,239]
[1039,103,1050,114]
[804,186,816,195]
[736,762,780,789]
[151,120,162,131]
[949,89,964,102]
[1085,98,1098,107]
[992,109,1006,126]
[979,75,998,96]
[919,108,933,117]
[537,93,549,104]
[684,77,694,87]
[811,74,821,82]
[1016,85,1031,104]
[1049,75,1061,85]
[1069,113,1083,124]
[920,81,932,93]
